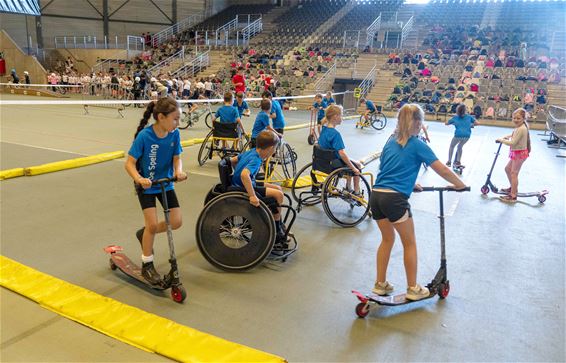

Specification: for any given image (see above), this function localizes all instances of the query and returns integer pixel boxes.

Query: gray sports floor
[1,94,564,362]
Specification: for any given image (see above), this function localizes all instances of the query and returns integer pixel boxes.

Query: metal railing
[170,51,210,79]
[147,49,186,75]
[314,62,337,92]
[54,35,144,51]
[214,18,238,46]
[366,13,381,48]
[238,17,263,46]
[92,59,124,74]
[236,14,262,27]
[357,64,378,98]
[343,30,362,49]
[152,14,205,46]
[400,15,414,49]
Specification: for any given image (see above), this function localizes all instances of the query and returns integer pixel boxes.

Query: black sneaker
[274,234,289,250]
[141,261,163,286]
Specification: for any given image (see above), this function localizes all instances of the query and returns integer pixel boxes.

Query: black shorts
[138,189,180,210]
[250,138,257,148]
[274,128,284,134]
[370,191,412,222]
[317,119,323,125]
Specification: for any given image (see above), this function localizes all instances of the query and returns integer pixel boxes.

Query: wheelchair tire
[280,142,297,179]
[205,113,212,129]
[198,131,214,166]
[291,162,323,207]
[321,168,372,227]
[371,113,387,131]
[196,192,276,271]
[308,134,315,145]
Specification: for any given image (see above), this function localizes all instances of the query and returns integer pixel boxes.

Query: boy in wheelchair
[212,92,246,149]
[318,104,363,196]
[359,97,377,125]
[230,130,289,244]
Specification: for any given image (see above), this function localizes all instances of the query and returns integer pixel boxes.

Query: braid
[134,101,155,139]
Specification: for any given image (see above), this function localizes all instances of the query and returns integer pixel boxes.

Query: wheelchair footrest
[267,236,298,262]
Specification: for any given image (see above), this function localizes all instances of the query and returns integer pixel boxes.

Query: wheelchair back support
[213,121,239,139]
[312,144,344,174]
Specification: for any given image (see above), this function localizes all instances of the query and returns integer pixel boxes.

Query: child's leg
[264,183,283,218]
[376,218,396,283]
[447,137,458,164]
[454,138,469,164]
[510,158,526,197]
[504,159,513,189]
[141,207,182,256]
[391,214,418,287]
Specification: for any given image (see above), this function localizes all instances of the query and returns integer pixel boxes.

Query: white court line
[188,169,219,179]
[1,140,90,157]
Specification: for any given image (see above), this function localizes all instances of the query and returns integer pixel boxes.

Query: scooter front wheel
[437,281,450,299]
[109,259,117,270]
[308,134,315,145]
[171,285,187,303]
[355,302,370,318]
[538,195,546,203]
[480,185,489,195]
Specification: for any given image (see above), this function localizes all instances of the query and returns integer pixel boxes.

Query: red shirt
[264,77,272,90]
[232,74,246,93]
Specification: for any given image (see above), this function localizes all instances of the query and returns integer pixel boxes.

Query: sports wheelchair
[357,105,388,130]
[195,158,298,271]
[290,145,375,228]
[198,122,249,166]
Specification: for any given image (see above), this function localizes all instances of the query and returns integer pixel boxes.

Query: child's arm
[338,150,361,175]
[172,155,187,181]
[240,169,260,207]
[125,156,151,189]
[236,117,245,134]
[498,128,522,146]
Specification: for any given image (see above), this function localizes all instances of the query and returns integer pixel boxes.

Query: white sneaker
[372,281,394,296]
[406,284,430,301]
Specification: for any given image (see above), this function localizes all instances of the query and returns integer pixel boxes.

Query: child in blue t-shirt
[212,92,246,148]
[317,104,362,195]
[370,104,466,301]
[251,99,280,148]
[262,91,285,134]
[311,93,328,135]
[125,97,187,286]
[359,97,377,124]
[233,91,251,118]
[323,91,335,106]
[445,103,479,167]
[230,130,288,244]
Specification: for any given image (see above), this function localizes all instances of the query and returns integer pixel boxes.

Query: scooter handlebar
[495,140,501,144]
[417,186,471,192]
[151,177,177,186]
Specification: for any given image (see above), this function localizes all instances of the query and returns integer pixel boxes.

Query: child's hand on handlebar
[447,183,467,190]
[413,183,423,192]
[175,171,188,182]
[249,195,260,207]
[138,177,152,189]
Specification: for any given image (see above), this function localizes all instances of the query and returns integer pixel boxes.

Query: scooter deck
[352,290,420,306]
[492,189,549,198]
[109,252,167,290]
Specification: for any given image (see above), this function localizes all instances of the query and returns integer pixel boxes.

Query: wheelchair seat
[312,144,342,175]
[212,121,239,139]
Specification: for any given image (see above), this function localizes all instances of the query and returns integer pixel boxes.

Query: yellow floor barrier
[0,255,286,363]
[0,167,25,180]
[24,151,125,176]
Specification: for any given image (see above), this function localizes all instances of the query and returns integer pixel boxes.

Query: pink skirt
[509,149,529,160]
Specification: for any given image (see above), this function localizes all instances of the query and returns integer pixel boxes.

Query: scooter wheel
[438,282,450,299]
[307,134,315,145]
[355,302,370,318]
[109,259,117,270]
[171,285,187,303]
[538,195,546,203]
[480,185,489,195]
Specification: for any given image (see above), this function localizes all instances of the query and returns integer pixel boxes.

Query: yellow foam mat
[0,167,25,180]
[282,176,312,188]
[284,123,310,131]
[24,151,125,176]
[0,256,286,363]
[181,138,205,147]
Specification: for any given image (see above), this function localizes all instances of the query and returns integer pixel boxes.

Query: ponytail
[134,101,155,139]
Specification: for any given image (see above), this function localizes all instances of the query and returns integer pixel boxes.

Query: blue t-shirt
[324,97,335,105]
[232,100,249,117]
[270,99,285,129]
[374,136,438,197]
[313,101,326,121]
[318,126,345,159]
[128,126,182,195]
[252,111,271,138]
[448,114,475,138]
[215,105,240,123]
[232,149,263,188]
[366,100,376,112]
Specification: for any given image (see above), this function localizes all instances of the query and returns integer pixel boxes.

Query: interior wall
[0,30,47,83]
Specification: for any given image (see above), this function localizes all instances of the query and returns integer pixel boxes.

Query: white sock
[141,254,154,263]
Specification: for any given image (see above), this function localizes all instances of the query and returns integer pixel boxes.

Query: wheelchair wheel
[196,192,276,271]
[205,112,212,129]
[280,142,297,179]
[291,162,324,207]
[370,113,387,131]
[197,131,214,166]
[321,168,372,227]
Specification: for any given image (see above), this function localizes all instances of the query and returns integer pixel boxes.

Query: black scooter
[480,141,548,203]
[104,177,187,303]
[352,186,470,318]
